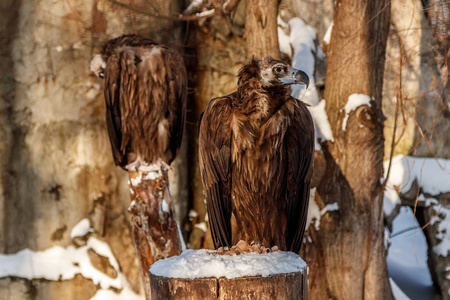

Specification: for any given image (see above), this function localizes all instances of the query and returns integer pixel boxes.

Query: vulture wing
[104,52,126,166]
[165,49,187,162]
[198,96,233,248]
[285,99,314,253]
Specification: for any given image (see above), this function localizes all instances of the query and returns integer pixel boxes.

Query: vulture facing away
[91,34,187,169]
[199,57,314,253]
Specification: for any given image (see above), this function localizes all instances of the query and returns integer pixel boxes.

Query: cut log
[128,163,182,299]
[150,270,307,299]
[149,249,307,299]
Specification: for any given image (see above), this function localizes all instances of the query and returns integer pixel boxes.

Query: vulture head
[237,56,309,91]
[90,54,106,78]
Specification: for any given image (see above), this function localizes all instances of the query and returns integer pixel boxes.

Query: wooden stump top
[149,249,308,299]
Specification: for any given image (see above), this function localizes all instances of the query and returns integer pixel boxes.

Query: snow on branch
[383,155,450,216]
[341,94,372,131]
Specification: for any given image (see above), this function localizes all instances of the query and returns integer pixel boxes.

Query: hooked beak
[279,67,309,88]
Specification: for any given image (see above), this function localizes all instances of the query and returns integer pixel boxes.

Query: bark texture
[128,166,182,299]
[381,1,449,298]
[150,269,308,300]
[302,0,394,299]
[245,0,280,59]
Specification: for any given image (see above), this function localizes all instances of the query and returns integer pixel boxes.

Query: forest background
[0,0,449,299]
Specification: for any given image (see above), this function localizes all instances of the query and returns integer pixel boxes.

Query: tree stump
[149,249,308,299]
[128,163,182,299]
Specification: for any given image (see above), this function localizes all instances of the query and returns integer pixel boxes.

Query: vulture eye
[274,66,284,74]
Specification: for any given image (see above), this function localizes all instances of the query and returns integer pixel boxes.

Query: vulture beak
[280,67,309,89]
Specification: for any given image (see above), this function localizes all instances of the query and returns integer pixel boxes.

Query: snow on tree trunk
[128,165,182,300]
[301,0,394,299]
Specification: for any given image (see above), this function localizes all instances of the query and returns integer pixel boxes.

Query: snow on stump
[149,249,308,299]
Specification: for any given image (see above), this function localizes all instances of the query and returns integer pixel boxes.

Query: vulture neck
[236,81,290,121]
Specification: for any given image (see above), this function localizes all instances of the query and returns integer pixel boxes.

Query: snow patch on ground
[0,237,143,299]
[150,249,306,279]
[387,206,435,300]
[341,94,372,131]
[390,277,411,300]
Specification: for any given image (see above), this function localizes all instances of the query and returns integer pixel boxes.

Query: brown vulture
[199,57,314,253]
[90,34,187,169]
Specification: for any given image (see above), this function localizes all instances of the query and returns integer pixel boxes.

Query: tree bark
[245,0,280,59]
[149,269,308,299]
[128,165,182,299]
[302,0,393,299]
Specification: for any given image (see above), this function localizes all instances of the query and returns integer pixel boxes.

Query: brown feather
[100,35,187,168]
[199,57,314,252]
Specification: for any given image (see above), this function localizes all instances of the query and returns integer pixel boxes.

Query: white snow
[430,205,450,257]
[383,155,450,216]
[70,218,92,238]
[0,237,121,289]
[130,173,142,186]
[286,18,320,106]
[278,17,334,149]
[195,9,215,17]
[385,155,450,196]
[195,222,207,232]
[323,21,334,45]
[183,0,203,14]
[308,99,334,149]
[177,223,187,251]
[0,236,143,299]
[306,188,320,231]
[277,17,292,58]
[188,209,198,219]
[341,94,372,131]
[390,277,411,300]
[387,206,435,299]
[320,202,339,216]
[162,200,170,213]
[150,249,306,279]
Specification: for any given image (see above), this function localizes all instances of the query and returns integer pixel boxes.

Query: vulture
[90,34,187,169]
[199,57,314,253]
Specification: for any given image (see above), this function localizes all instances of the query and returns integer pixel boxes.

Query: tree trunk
[128,165,182,299]
[0,0,187,298]
[149,270,308,299]
[245,0,280,59]
[302,0,393,299]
